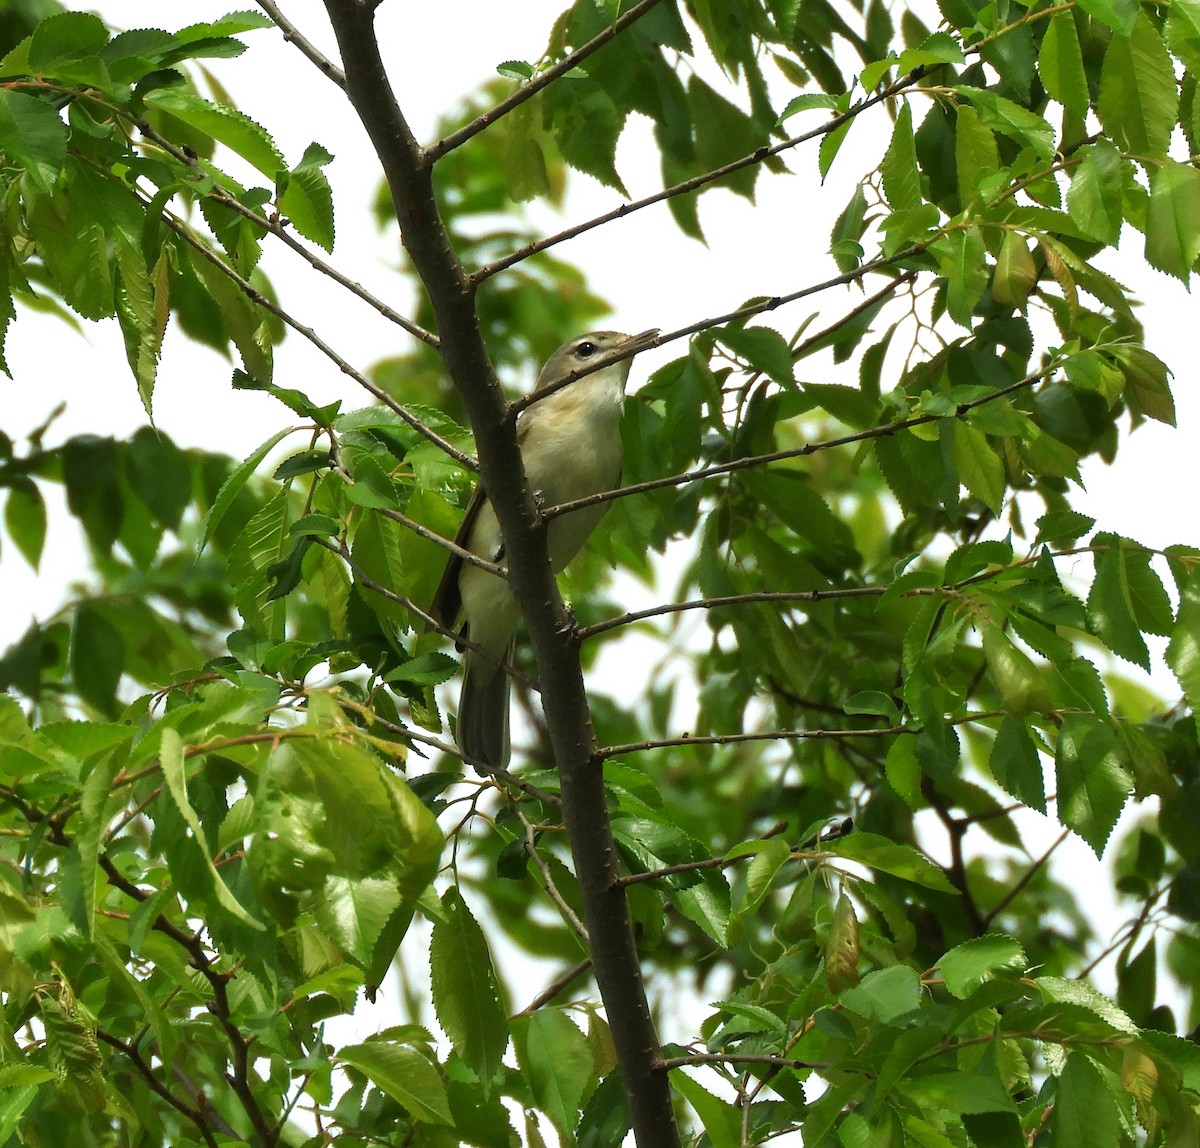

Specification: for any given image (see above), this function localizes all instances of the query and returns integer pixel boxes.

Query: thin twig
[471,70,934,281]
[546,358,1057,519]
[516,807,590,943]
[983,827,1070,928]
[314,537,537,689]
[514,957,594,1016]
[599,711,1003,761]
[426,0,667,162]
[97,1030,220,1148]
[374,505,506,578]
[255,0,348,88]
[157,209,472,468]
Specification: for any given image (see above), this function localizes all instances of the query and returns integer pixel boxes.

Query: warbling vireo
[430,329,658,769]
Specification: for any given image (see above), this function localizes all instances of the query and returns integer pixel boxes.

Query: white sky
[1,2,1196,1138]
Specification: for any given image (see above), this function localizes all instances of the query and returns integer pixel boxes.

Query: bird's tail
[457,641,514,770]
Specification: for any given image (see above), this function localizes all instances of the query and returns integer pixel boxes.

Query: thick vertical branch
[317,4,680,1145]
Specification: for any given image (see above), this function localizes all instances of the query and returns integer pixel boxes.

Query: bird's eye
[575,340,597,358]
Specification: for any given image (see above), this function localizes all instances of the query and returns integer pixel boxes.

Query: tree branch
[471,69,933,281]
[425,0,668,161]
[545,358,1056,518]
[599,711,1003,761]
[319,7,680,1143]
[97,856,276,1146]
[96,1029,221,1148]
[157,210,472,468]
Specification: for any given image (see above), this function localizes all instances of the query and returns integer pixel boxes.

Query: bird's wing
[428,478,488,629]
[430,410,539,628]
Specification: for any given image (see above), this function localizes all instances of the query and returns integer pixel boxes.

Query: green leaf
[430,889,508,1097]
[1167,565,1200,714]
[980,621,1052,716]
[189,250,273,384]
[5,481,46,569]
[989,716,1047,812]
[69,603,124,718]
[1052,1052,1122,1145]
[160,728,266,929]
[145,88,284,177]
[952,420,1005,510]
[338,1042,453,1125]
[671,1071,740,1148]
[882,103,921,210]
[0,91,68,189]
[543,77,627,194]
[938,934,1026,998]
[514,1010,596,1144]
[198,426,293,553]
[992,230,1037,309]
[1146,160,1200,282]
[715,324,794,386]
[1087,535,1151,669]
[954,87,1054,161]
[828,832,959,893]
[1078,0,1139,35]
[936,225,989,327]
[278,141,335,251]
[954,104,999,208]
[840,964,922,1022]
[28,11,108,67]
[826,892,860,992]
[1109,345,1175,426]
[1096,13,1178,157]
[1167,0,1200,74]
[1038,12,1089,117]
[228,487,291,635]
[1066,142,1124,245]
[1055,715,1132,856]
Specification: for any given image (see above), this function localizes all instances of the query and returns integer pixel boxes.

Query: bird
[429,329,658,770]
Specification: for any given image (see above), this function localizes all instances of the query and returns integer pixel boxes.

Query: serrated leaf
[1052,1052,1122,1144]
[1078,0,1140,36]
[981,621,1052,716]
[199,426,293,552]
[0,91,68,189]
[671,1071,741,1148]
[1168,0,1200,74]
[145,87,284,177]
[952,421,1004,511]
[1067,142,1124,245]
[840,964,921,1022]
[828,832,959,893]
[1146,159,1200,281]
[992,230,1037,309]
[160,728,265,929]
[1038,11,1089,117]
[715,324,794,386]
[989,716,1047,812]
[1167,568,1200,713]
[936,226,989,327]
[955,87,1054,161]
[339,1042,453,1125]
[430,889,508,1097]
[278,141,335,251]
[1097,13,1178,157]
[1055,715,1132,856]
[881,103,921,210]
[938,934,1026,998]
[1087,536,1150,669]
